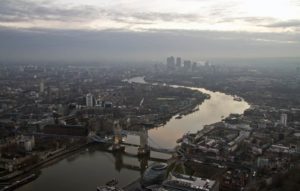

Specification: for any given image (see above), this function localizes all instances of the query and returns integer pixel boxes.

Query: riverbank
[0,142,91,190]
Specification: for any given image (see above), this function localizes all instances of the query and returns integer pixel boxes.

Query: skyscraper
[192,62,198,70]
[280,113,287,126]
[86,93,94,107]
[183,60,191,69]
[176,57,182,68]
[39,80,45,94]
[166,56,175,70]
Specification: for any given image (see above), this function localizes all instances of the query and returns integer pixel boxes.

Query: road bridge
[90,120,176,156]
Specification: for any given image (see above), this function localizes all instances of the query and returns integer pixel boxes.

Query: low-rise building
[162,173,219,191]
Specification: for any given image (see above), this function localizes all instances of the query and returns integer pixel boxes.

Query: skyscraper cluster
[166,56,198,71]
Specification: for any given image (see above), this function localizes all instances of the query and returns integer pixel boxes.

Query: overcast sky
[1,0,300,62]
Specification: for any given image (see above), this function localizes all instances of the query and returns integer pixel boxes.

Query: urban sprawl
[0,57,300,191]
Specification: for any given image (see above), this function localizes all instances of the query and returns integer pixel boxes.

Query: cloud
[127,12,201,22]
[1,0,300,34]
[291,0,300,6]
[264,20,300,28]
[0,0,101,23]
[0,0,202,29]
[219,16,276,24]
[209,4,236,18]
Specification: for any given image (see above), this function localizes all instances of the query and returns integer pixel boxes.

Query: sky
[0,0,300,62]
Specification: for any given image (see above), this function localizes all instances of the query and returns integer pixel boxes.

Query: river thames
[17,77,250,191]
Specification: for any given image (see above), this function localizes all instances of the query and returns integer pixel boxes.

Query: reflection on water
[126,77,250,149]
[17,146,146,191]
[17,77,250,191]
[149,86,250,148]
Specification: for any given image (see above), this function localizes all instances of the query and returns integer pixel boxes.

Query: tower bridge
[89,120,175,156]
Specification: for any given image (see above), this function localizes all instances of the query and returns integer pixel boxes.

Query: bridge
[101,150,169,174]
[120,142,175,154]
[89,120,176,156]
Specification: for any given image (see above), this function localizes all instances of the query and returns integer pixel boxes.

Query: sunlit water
[17,77,249,191]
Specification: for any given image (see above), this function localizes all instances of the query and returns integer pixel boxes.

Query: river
[17,76,250,191]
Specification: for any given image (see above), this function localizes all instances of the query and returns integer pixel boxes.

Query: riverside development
[0,58,300,191]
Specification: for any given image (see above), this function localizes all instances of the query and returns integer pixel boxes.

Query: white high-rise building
[86,93,93,107]
[280,113,287,127]
[95,99,102,107]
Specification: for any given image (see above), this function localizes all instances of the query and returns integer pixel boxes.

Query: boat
[96,179,121,191]
[176,138,183,143]
[96,186,123,191]
[233,96,242,102]
[175,115,182,119]
[106,178,118,186]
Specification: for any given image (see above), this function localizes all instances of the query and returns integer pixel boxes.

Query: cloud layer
[0,0,299,61]
[1,0,300,32]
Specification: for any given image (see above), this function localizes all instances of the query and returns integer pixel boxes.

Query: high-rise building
[163,173,219,191]
[95,99,102,107]
[39,80,45,94]
[280,113,287,126]
[176,57,182,68]
[86,93,94,107]
[192,62,198,70]
[166,56,175,69]
[183,60,192,69]
[205,61,210,67]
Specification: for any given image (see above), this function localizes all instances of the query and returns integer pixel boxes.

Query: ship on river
[175,115,182,119]
[233,96,242,102]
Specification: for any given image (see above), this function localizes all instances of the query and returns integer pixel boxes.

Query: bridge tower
[112,120,124,151]
[138,126,150,156]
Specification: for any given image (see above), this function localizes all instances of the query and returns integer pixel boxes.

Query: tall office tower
[86,93,94,107]
[192,62,198,70]
[280,113,287,126]
[166,56,175,69]
[183,60,192,69]
[176,57,182,67]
